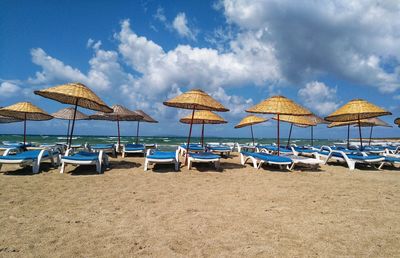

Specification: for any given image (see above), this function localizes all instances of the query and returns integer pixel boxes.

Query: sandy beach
[0,153,399,257]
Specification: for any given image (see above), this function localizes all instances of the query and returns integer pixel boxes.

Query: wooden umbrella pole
[277,114,280,156]
[311,126,314,146]
[286,123,293,148]
[201,121,205,147]
[66,120,71,145]
[136,121,140,144]
[23,113,27,145]
[117,117,121,149]
[250,124,255,146]
[347,124,350,149]
[68,100,79,149]
[358,115,363,149]
[369,126,373,146]
[185,106,196,165]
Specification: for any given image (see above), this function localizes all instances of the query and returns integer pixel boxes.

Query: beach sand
[0,153,399,257]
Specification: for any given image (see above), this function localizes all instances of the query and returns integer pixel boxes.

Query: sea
[0,134,338,151]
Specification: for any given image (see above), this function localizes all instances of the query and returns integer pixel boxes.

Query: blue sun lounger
[144,149,180,171]
[187,152,221,170]
[0,149,60,173]
[206,144,232,157]
[317,146,385,170]
[122,144,146,157]
[88,144,117,157]
[256,145,293,155]
[60,150,109,174]
[179,144,205,156]
[240,151,292,170]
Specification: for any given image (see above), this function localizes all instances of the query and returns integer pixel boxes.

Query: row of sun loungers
[1,141,400,174]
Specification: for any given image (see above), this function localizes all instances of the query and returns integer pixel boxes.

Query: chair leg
[188,159,192,170]
[144,159,148,171]
[215,160,220,169]
[60,162,66,174]
[33,162,39,174]
[174,161,179,171]
[96,162,101,174]
[348,161,355,170]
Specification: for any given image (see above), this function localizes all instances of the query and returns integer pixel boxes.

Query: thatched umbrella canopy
[90,105,143,148]
[325,99,391,148]
[394,118,400,127]
[246,96,312,155]
[234,115,268,146]
[52,107,89,142]
[34,82,112,148]
[133,110,158,144]
[180,110,227,146]
[163,89,229,164]
[0,102,53,144]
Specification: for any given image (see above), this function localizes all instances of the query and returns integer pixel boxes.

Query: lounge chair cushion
[190,152,220,159]
[0,150,49,161]
[346,154,383,161]
[181,144,204,151]
[91,144,114,149]
[147,151,176,159]
[125,144,145,151]
[208,146,230,151]
[63,151,100,161]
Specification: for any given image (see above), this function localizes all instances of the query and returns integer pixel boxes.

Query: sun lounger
[122,143,146,157]
[88,144,117,158]
[256,145,293,155]
[206,144,232,157]
[60,149,109,174]
[144,149,179,171]
[187,152,221,170]
[318,146,384,170]
[240,151,292,170]
[0,149,60,173]
[178,144,205,156]
[290,146,319,157]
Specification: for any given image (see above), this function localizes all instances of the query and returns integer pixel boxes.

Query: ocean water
[0,134,338,151]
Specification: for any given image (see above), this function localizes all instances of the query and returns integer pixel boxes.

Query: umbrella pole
[201,121,205,147]
[347,124,350,149]
[369,126,373,146]
[68,100,79,149]
[358,115,363,149]
[136,121,140,144]
[286,123,293,148]
[250,125,255,146]
[277,114,280,156]
[66,120,71,145]
[185,106,196,165]
[311,126,314,146]
[117,118,121,149]
[23,113,27,145]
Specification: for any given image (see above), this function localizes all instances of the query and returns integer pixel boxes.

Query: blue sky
[1,0,400,139]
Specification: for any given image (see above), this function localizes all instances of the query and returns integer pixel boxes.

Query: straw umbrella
[234,115,268,146]
[34,82,112,148]
[0,102,53,144]
[272,115,318,147]
[354,118,391,145]
[89,105,143,148]
[163,89,229,164]
[0,114,21,124]
[246,96,312,155]
[394,118,400,127]
[179,110,227,146]
[325,99,391,148]
[52,107,88,145]
[133,110,158,144]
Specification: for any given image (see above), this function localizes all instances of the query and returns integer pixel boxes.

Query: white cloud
[220,0,400,92]
[172,12,196,40]
[298,81,339,115]
[0,81,20,98]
